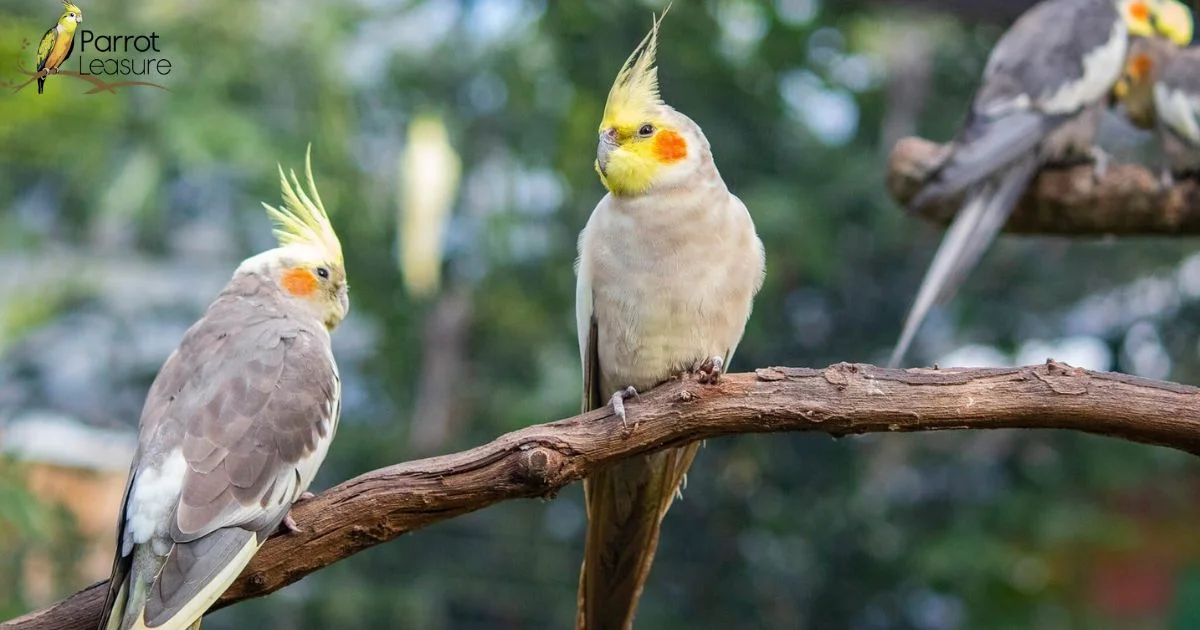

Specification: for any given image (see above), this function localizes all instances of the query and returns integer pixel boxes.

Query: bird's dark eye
[637,124,655,137]
[316,267,330,279]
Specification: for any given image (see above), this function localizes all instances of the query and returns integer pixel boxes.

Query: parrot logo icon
[1,1,170,95]
[35,1,83,94]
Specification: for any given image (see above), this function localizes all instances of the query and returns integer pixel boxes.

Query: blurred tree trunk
[408,287,473,456]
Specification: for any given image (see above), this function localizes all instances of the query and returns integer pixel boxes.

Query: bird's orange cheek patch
[1129,1,1150,23]
[653,131,688,163]
[282,268,318,297]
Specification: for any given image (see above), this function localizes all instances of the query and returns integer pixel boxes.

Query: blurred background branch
[889,137,1200,235]
[8,361,1200,630]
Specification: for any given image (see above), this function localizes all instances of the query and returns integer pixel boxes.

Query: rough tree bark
[888,137,1200,234]
[8,361,1200,630]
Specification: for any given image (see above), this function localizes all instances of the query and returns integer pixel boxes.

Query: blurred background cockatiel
[35,1,82,94]
[1113,3,1200,182]
[98,149,350,630]
[888,0,1194,367]
[573,6,765,629]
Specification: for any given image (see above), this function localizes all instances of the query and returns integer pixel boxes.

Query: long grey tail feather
[908,111,1049,211]
[888,154,1040,367]
[118,545,161,630]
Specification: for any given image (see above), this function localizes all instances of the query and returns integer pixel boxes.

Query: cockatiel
[888,0,1192,367]
[1112,5,1200,180]
[99,149,349,630]
[574,7,765,629]
[36,1,82,94]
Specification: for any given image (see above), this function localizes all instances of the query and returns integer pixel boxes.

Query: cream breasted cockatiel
[573,7,765,630]
[888,0,1191,367]
[1112,3,1200,181]
[99,149,349,630]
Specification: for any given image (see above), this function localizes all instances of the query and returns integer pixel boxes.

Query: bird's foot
[695,356,724,385]
[1089,146,1110,183]
[1159,167,1176,194]
[278,492,316,534]
[609,386,639,432]
[280,511,303,534]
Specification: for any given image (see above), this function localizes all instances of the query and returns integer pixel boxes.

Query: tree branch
[887,136,1200,234]
[8,361,1200,630]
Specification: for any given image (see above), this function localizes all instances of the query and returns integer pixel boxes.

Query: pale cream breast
[582,186,764,394]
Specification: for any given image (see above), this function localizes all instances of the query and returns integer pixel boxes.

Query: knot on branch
[1034,359,1090,395]
[515,445,569,496]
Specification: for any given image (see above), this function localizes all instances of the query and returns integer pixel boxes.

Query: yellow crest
[63,2,82,15]
[261,145,343,266]
[1157,0,1194,46]
[600,3,672,130]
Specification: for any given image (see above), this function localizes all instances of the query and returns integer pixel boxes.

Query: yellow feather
[260,145,343,266]
[600,3,672,131]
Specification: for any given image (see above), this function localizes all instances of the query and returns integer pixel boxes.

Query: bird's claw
[696,356,724,385]
[609,386,639,432]
[1159,168,1177,194]
[280,511,303,534]
[277,492,316,535]
[1089,146,1110,183]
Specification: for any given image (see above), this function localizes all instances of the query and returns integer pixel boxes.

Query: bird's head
[1112,35,1174,128]
[239,146,349,330]
[60,2,82,27]
[595,4,704,198]
[1152,0,1194,46]
[1122,0,1193,45]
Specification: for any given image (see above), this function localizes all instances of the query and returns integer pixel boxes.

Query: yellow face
[262,147,348,330]
[60,3,82,27]
[595,117,689,197]
[1124,0,1194,44]
[278,250,349,330]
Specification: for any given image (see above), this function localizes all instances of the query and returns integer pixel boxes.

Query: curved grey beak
[339,288,350,319]
[596,129,618,176]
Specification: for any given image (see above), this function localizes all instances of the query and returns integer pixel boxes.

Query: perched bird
[99,148,349,630]
[574,8,765,629]
[1112,5,1200,181]
[35,1,82,94]
[888,0,1192,367]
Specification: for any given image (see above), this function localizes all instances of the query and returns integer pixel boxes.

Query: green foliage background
[3,0,1200,628]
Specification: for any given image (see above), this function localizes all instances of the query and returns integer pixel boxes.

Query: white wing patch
[293,374,340,500]
[124,448,188,556]
[1040,20,1127,114]
[1155,83,1200,144]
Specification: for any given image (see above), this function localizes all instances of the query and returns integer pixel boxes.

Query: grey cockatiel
[888,0,1179,367]
[574,8,765,629]
[99,149,349,630]
[1112,6,1199,180]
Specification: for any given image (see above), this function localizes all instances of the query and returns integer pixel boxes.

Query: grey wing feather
[582,317,603,413]
[143,528,268,627]
[890,154,1040,367]
[911,0,1119,208]
[1156,49,1200,147]
[979,0,1118,107]
[909,112,1053,208]
[98,470,137,630]
[102,275,338,627]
